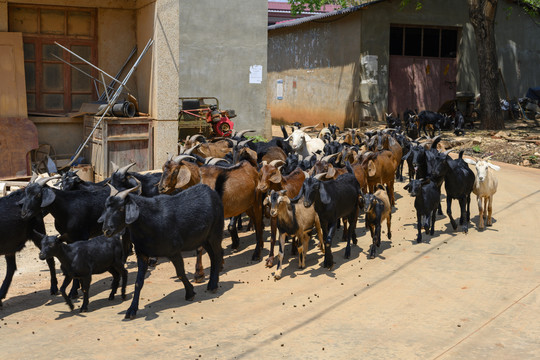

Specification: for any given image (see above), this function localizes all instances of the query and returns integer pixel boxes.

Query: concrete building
[0,0,268,177]
[267,0,540,128]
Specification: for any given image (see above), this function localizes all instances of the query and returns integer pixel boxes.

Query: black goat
[417,110,444,137]
[404,179,441,243]
[293,167,360,268]
[98,177,225,319]
[453,109,466,136]
[38,233,127,313]
[110,162,162,197]
[60,170,109,191]
[385,112,401,129]
[402,143,427,181]
[0,189,57,305]
[20,177,109,243]
[426,150,475,233]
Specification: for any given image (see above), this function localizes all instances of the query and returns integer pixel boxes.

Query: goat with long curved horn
[114,162,136,175]
[172,155,196,164]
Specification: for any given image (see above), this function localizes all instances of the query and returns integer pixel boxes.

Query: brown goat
[359,150,397,206]
[181,135,232,159]
[257,161,306,267]
[362,185,392,259]
[264,190,324,279]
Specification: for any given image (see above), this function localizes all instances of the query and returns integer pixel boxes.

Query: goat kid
[362,185,392,258]
[404,179,441,243]
[38,233,127,313]
[264,190,324,279]
[463,158,500,229]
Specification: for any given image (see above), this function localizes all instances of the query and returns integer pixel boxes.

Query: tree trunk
[469,0,505,130]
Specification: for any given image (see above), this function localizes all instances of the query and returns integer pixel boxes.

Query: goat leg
[0,255,16,306]
[478,196,484,230]
[323,225,335,269]
[60,275,74,311]
[228,217,241,251]
[194,247,205,283]
[486,196,493,227]
[109,269,120,300]
[79,276,91,313]
[125,255,149,319]
[430,209,437,235]
[447,197,458,230]
[274,234,286,280]
[45,257,59,295]
[416,211,423,243]
[266,217,277,267]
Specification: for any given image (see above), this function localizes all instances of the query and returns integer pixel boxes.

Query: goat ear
[463,158,476,165]
[367,160,377,177]
[97,212,105,224]
[327,165,336,178]
[41,188,56,207]
[488,163,500,171]
[125,199,140,224]
[263,196,269,206]
[176,166,192,188]
[404,183,410,191]
[319,183,332,205]
[269,171,282,184]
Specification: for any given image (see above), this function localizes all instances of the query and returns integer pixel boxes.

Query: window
[9,5,97,114]
[390,25,458,58]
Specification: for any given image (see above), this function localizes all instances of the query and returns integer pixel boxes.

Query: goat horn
[191,134,207,143]
[314,173,327,180]
[321,153,339,162]
[443,149,453,156]
[173,155,196,163]
[30,171,39,183]
[300,124,318,132]
[261,160,268,167]
[206,157,229,166]
[236,129,256,138]
[238,138,254,148]
[107,183,119,197]
[35,175,61,187]
[269,159,285,168]
[111,161,119,173]
[115,183,141,200]
[116,162,136,175]
[167,152,173,161]
[184,143,201,155]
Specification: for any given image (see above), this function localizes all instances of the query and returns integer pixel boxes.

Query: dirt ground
[0,124,539,359]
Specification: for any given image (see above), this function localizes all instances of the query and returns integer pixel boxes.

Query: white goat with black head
[464,157,500,230]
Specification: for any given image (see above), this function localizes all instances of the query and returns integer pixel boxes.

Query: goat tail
[458,150,465,159]
[214,171,228,199]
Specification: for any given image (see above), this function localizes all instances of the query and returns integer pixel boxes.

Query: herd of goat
[0,110,500,319]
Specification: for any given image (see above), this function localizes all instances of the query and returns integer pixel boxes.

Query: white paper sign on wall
[277,79,283,100]
[249,65,263,84]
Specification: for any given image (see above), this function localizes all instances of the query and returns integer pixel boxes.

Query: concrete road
[0,159,539,359]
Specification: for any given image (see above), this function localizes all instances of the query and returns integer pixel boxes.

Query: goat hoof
[80,307,88,313]
[274,274,282,280]
[265,257,274,268]
[0,300,3,307]
[125,308,137,319]
[185,292,196,301]
[416,237,422,243]
[251,253,261,262]
[108,294,115,301]
[193,274,205,284]
[122,294,126,300]
[50,288,59,296]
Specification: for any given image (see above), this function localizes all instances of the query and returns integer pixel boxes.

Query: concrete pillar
[151,0,180,168]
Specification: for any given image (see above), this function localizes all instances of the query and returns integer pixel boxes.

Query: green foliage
[528,154,538,163]
[288,0,365,16]
[472,145,482,153]
[245,135,268,143]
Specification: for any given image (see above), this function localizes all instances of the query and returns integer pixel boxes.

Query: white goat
[464,158,500,229]
[286,125,325,159]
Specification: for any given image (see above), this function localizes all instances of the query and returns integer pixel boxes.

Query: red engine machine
[178,97,235,139]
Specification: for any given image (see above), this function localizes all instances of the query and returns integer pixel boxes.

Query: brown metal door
[389,55,457,116]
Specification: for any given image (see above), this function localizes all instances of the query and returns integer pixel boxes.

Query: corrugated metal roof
[268,0,386,30]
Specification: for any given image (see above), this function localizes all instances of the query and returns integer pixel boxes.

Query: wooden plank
[0,117,38,178]
[0,32,27,117]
